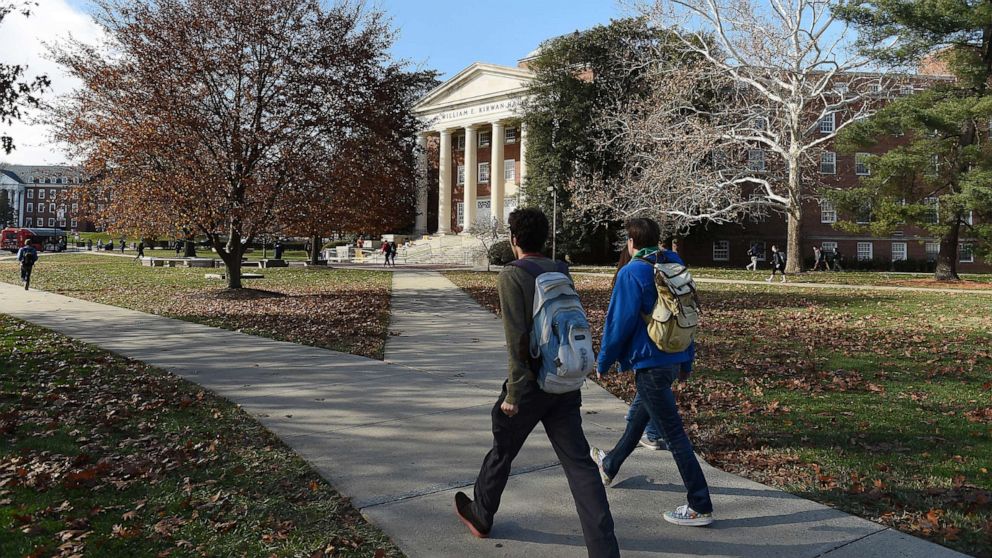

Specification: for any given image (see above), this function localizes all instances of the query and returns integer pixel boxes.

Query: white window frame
[819,113,836,134]
[712,240,730,262]
[49,203,56,213]
[456,165,465,185]
[924,196,940,224]
[26,203,33,213]
[891,242,907,262]
[820,152,836,174]
[900,84,914,96]
[820,199,837,224]
[454,135,465,151]
[478,131,491,148]
[868,82,882,95]
[26,189,33,199]
[71,203,78,212]
[70,218,77,228]
[503,159,515,181]
[49,189,56,198]
[747,149,765,171]
[821,241,838,256]
[47,218,55,227]
[504,128,518,144]
[959,243,974,263]
[925,241,940,262]
[855,153,871,176]
[58,218,66,227]
[857,241,873,261]
[833,82,849,95]
[478,162,490,184]
[25,218,32,227]
[856,203,872,224]
[38,189,45,200]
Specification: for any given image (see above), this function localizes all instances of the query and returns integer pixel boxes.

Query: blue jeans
[603,365,713,514]
[628,391,663,442]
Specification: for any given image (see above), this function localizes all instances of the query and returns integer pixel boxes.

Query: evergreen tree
[834,0,992,279]
[521,18,672,262]
[0,189,13,227]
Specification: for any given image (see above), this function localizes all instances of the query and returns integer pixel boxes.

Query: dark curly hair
[508,207,549,253]
[625,217,660,250]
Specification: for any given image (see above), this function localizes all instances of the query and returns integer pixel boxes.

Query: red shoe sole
[454,501,489,539]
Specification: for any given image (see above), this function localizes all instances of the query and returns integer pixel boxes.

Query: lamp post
[547,185,557,262]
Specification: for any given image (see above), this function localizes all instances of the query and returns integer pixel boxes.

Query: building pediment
[414,63,533,126]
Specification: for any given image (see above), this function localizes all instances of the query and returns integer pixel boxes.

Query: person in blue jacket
[591,217,714,527]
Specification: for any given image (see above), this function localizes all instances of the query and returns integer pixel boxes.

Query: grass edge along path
[0,254,392,360]
[0,314,403,558]
[442,270,992,558]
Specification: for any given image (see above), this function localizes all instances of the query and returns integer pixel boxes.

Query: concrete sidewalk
[0,275,969,558]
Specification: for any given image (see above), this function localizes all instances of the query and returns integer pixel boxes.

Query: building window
[71,219,77,228]
[49,189,56,198]
[26,203,33,213]
[25,218,32,227]
[924,196,939,224]
[929,154,940,175]
[833,82,849,95]
[855,153,871,176]
[478,162,490,183]
[48,218,55,227]
[38,189,45,200]
[49,203,56,213]
[821,241,838,257]
[454,135,465,151]
[820,199,837,223]
[505,128,518,144]
[856,203,872,224]
[478,131,491,148]
[820,152,836,174]
[857,241,873,261]
[456,165,465,185]
[900,84,914,96]
[26,189,33,199]
[959,243,974,263]
[504,159,515,181]
[44,178,50,184]
[71,203,78,212]
[59,219,66,227]
[747,149,765,171]
[868,82,882,95]
[819,113,835,133]
[712,240,730,261]
[892,242,907,261]
[925,241,940,262]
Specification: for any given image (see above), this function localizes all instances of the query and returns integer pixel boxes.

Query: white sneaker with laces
[664,504,714,526]
[589,447,612,487]
[638,436,663,450]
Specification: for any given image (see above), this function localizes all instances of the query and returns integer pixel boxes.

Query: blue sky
[67,0,624,79]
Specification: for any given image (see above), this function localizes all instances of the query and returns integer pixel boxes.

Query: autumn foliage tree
[52,0,410,288]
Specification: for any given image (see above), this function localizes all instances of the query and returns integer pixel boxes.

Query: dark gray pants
[471,381,620,558]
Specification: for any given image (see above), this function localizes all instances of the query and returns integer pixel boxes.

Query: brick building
[0,164,97,232]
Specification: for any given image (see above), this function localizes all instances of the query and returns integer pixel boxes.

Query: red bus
[1,228,67,253]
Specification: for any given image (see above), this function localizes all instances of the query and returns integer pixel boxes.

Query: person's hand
[500,401,518,417]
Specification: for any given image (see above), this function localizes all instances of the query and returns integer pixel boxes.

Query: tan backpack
[639,259,700,353]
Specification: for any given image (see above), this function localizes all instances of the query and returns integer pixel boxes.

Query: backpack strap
[509,258,558,278]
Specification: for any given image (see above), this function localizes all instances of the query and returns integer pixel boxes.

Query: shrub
[489,240,514,266]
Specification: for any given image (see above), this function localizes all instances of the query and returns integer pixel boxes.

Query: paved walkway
[0,274,969,558]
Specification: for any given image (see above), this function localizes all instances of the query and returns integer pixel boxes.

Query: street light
[547,185,557,262]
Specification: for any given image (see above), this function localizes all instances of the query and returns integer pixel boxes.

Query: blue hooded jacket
[596,250,695,374]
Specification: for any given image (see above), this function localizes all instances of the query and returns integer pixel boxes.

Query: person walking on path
[388,241,398,267]
[830,247,844,271]
[766,245,787,283]
[590,217,714,527]
[811,246,826,271]
[120,238,127,254]
[16,240,38,291]
[454,208,620,558]
[273,240,284,260]
[135,241,145,261]
[86,238,92,251]
[380,240,390,267]
[175,240,183,257]
[745,242,760,271]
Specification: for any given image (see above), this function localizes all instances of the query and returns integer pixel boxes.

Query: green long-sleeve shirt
[497,256,565,405]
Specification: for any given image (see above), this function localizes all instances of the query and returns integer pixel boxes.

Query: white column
[518,123,528,205]
[463,125,478,232]
[438,130,452,234]
[490,121,505,224]
[414,133,429,234]
[16,188,24,227]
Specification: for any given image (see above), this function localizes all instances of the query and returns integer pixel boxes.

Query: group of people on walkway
[455,208,711,557]
[380,240,398,267]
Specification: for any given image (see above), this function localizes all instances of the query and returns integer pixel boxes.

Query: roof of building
[0,164,84,185]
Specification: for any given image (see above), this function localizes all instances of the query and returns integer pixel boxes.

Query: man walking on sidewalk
[590,217,714,527]
[455,208,619,558]
[16,240,38,291]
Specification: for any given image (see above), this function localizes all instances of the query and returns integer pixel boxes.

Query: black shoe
[454,491,489,539]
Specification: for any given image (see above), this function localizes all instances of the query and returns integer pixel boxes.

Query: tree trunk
[785,209,803,273]
[309,234,321,265]
[223,230,245,289]
[934,219,961,281]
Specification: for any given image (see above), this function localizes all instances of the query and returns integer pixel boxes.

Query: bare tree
[469,215,508,271]
[578,0,893,272]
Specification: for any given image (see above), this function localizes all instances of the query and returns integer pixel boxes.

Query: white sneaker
[590,447,612,487]
[765,277,772,283]
[638,436,664,450]
[664,504,714,526]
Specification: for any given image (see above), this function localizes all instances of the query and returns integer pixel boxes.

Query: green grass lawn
[0,255,392,359]
[444,270,992,557]
[0,315,401,557]
[572,266,992,287]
